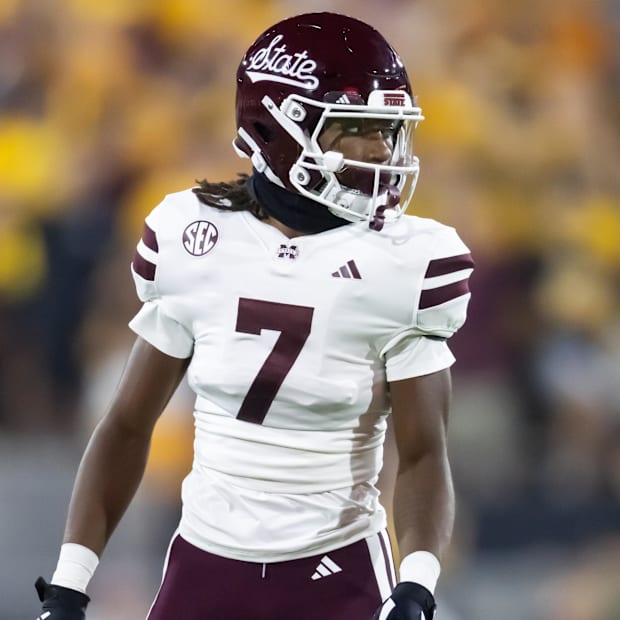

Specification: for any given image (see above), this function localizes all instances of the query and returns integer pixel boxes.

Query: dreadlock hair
[192,173,267,220]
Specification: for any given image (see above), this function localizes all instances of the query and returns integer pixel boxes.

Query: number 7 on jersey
[235,298,314,424]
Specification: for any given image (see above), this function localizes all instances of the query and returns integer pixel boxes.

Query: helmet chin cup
[326,189,372,221]
[324,180,402,224]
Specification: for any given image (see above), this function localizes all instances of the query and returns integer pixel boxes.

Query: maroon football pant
[146,531,396,620]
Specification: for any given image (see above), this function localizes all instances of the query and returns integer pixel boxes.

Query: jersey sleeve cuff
[385,335,455,382]
[129,301,194,359]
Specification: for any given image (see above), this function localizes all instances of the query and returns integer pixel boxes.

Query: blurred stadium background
[1,0,619,618]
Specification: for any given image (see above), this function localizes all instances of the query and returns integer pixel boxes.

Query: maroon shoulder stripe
[142,222,159,253]
[132,251,156,281]
[419,278,470,309]
[425,253,473,278]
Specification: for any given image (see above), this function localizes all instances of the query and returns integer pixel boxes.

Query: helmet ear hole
[253,122,272,144]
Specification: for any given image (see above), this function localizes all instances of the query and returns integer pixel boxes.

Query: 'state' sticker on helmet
[245,34,319,90]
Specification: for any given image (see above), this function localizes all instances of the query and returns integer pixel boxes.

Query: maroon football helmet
[233,12,424,228]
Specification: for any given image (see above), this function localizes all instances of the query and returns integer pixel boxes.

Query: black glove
[35,577,90,620]
[373,582,437,620]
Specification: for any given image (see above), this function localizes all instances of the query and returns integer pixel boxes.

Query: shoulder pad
[130,192,182,302]
[416,226,474,338]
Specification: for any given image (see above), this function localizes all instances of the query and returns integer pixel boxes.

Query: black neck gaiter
[248,171,350,234]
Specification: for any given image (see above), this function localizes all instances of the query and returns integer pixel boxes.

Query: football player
[35,12,473,620]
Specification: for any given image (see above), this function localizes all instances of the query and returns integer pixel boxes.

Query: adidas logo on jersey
[311,555,342,580]
[332,260,361,279]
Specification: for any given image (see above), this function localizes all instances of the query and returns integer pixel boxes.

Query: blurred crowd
[1,0,619,618]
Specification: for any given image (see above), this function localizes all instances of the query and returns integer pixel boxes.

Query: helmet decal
[378,92,408,106]
[245,34,319,90]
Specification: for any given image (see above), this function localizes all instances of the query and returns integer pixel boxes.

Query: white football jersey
[129,188,473,562]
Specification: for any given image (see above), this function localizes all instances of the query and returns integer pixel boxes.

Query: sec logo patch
[183,220,219,256]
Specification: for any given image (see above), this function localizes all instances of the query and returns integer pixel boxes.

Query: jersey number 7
[235,298,314,424]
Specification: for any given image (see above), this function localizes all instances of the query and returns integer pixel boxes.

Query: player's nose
[362,131,392,164]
